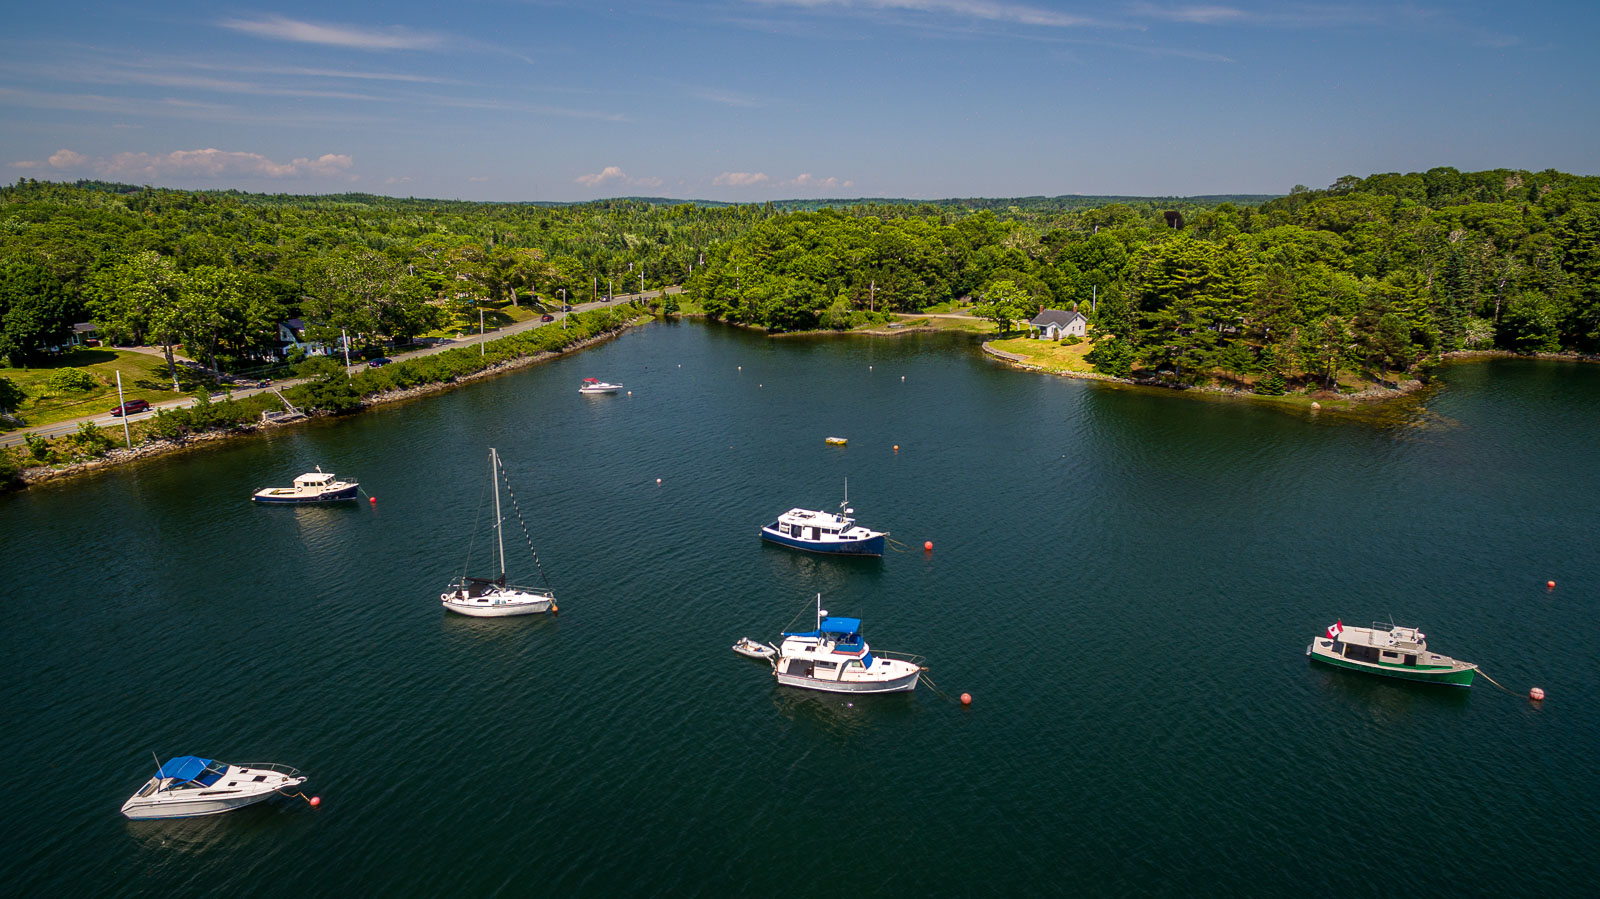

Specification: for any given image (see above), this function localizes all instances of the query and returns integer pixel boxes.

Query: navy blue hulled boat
[760,481,887,557]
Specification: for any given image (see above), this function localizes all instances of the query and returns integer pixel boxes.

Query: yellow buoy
[825,437,848,446]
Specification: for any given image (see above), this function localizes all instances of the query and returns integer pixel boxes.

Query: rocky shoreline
[10,319,645,492]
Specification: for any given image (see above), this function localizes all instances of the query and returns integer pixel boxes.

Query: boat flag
[1326,620,1344,640]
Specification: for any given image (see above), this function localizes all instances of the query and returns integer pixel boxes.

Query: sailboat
[440,448,559,618]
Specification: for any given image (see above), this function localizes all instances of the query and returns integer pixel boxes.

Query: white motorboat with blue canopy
[772,595,922,694]
[121,756,306,820]
[760,480,887,557]
[441,448,559,618]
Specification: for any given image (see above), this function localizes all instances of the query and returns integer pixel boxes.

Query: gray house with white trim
[1028,309,1088,340]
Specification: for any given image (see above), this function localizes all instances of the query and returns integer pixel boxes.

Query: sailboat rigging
[440,448,559,617]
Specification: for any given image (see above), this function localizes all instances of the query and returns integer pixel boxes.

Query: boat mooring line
[885,536,916,554]
[918,670,960,704]
[1476,668,1523,697]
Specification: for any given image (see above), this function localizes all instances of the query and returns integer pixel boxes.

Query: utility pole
[341,328,352,378]
[607,278,613,302]
[870,280,876,313]
[1092,283,1097,315]
[479,309,485,357]
[115,371,132,448]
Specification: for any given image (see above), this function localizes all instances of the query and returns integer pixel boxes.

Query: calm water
[2,322,1597,896]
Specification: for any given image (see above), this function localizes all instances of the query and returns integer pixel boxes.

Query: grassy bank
[0,348,219,431]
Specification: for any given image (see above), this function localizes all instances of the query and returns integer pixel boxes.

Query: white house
[276,318,333,359]
[1028,308,1088,340]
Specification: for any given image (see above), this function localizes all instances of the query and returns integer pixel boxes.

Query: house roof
[72,322,98,333]
[1029,309,1087,328]
[282,318,306,331]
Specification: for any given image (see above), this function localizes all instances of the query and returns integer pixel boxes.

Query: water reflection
[770,686,920,741]
[1308,661,1474,718]
[123,801,297,855]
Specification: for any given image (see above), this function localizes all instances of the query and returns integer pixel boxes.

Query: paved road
[0,290,671,449]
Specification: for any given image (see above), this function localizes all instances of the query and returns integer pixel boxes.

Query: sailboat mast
[492,448,506,579]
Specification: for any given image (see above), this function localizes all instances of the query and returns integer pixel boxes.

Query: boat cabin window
[1403,655,1417,666]
[1381,651,1400,661]
[789,524,803,538]
[814,661,837,671]
[1342,644,1381,663]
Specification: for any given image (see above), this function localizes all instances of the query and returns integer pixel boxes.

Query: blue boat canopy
[820,616,861,635]
[156,756,222,785]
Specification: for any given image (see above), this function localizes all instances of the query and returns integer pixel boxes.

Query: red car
[541,314,555,322]
[110,399,150,416]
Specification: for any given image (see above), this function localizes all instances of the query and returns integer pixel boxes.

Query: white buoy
[656,478,662,484]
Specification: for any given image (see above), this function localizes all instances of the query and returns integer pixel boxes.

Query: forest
[685,168,1600,391]
[3,167,1598,401]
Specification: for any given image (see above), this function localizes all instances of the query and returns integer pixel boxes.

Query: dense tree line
[0,180,775,382]
[687,168,1600,391]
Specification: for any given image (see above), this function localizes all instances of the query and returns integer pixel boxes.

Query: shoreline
[8,317,647,492]
[980,341,1426,405]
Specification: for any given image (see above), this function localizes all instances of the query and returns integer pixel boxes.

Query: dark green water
[2,322,1597,895]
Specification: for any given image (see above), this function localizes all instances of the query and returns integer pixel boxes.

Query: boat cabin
[1334,623,1435,667]
[772,508,869,542]
[294,471,337,490]
[778,616,876,680]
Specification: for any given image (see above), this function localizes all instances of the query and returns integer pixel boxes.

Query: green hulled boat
[1307,621,1477,687]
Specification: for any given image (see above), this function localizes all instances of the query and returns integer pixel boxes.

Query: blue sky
[2,2,1595,201]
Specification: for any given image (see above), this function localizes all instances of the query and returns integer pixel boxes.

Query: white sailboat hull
[441,589,554,617]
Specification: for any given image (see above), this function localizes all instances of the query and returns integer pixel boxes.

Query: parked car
[367,357,393,369]
[110,399,150,416]
[541,314,555,322]
[562,304,572,312]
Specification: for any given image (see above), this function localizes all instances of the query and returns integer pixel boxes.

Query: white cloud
[48,149,89,169]
[468,176,490,183]
[575,166,662,189]
[19,147,354,180]
[1128,4,1247,24]
[218,15,447,50]
[695,88,764,108]
[384,176,414,185]
[787,173,855,189]
[755,0,1094,28]
[714,171,771,187]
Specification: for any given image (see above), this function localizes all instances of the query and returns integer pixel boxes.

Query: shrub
[65,421,115,458]
[46,368,99,393]
[1254,371,1287,395]
[24,432,53,463]
[0,376,23,412]
[1061,334,1082,346]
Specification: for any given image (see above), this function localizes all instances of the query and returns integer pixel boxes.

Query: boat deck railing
[870,649,927,666]
[234,762,303,779]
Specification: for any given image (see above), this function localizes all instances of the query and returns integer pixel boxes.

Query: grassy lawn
[1,348,194,430]
[989,334,1095,373]
[421,300,544,340]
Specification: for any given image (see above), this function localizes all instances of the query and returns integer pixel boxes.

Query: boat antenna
[491,448,506,582]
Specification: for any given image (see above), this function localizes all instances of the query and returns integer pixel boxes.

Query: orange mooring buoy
[309,796,322,808]
[960,692,972,706]
[893,445,900,452]
[1530,687,1546,701]
[1547,580,1556,589]
[369,496,376,505]
[923,540,933,552]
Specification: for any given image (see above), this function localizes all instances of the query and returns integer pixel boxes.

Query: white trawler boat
[1307,620,1478,687]
[441,448,559,618]
[760,480,887,557]
[121,756,306,820]
[251,467,358,503]
[771,595,922,694]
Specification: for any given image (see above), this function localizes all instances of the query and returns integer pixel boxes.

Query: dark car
[541,314,555,322]
[562,304,572,312]
[110,399,150,416]
[367,357,393,369]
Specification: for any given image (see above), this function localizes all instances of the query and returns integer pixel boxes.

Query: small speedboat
[1307,620,1477,686]
[771,595,923,694]
[733,637,776,659]
[252,466,358,504]
[121,756,306,820]
[579,378,622,394]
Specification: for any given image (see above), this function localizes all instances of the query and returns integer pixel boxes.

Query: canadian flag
[1326,620,1344,639]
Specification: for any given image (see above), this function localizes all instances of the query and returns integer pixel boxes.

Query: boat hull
[441,591,554,617]
[774,669,920,694]
[252,485,359,504]
[760,528,884,557]
[1308,642,1476,686]
[121,779,303,820]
